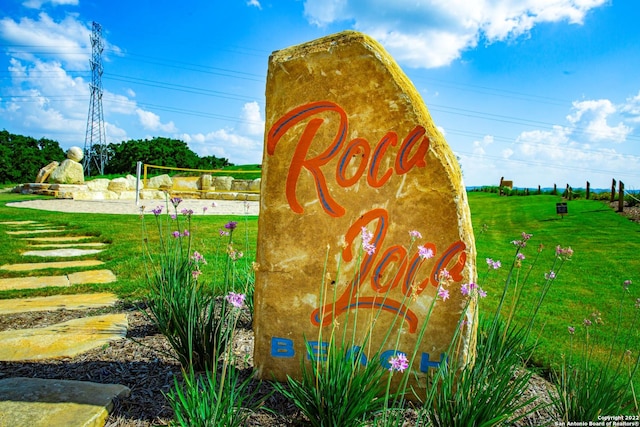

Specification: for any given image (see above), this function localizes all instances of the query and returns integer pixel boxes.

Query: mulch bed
[0,301,560,426]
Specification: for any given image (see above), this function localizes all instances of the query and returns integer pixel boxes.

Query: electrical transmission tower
[83,21,107,176]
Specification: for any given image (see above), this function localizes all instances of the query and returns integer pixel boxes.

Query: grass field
[0,190,638,390]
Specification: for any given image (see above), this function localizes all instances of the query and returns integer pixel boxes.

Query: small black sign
[556,202,568,215]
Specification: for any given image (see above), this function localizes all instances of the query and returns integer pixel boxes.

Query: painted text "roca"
[267,100,430,218]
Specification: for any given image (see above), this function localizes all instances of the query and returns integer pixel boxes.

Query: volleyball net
[138,163,261,195]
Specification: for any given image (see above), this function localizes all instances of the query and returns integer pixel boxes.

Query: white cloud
[136,108,177,133]
[621,91,640,123]
[180,102,264,165]
[246,0,262,9]
[567,99,631,143]
[240,101,265,136]
[303,0,608,68]
[22,0,78,9]
[472,134,494,155]
[0,13,91,69]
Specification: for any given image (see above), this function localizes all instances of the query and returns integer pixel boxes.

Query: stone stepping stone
[22,236,96,242]
[22,248,104,257]
[0,293,118,315]
[0,221,39,225]
[0,313,128,361]
[28,242,108,248]
[1,260,104,272]
[0,269,117,291]
[0,377,130,427]
[6,229,67,235]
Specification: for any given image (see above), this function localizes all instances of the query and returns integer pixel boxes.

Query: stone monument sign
[253,31,477,391]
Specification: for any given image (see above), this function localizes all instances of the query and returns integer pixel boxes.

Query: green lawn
[0,190,638,388]
[469,191,640,387]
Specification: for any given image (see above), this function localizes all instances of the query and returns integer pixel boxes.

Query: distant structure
[83,21,108,176]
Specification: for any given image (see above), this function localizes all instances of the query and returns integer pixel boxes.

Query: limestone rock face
[48,159,84,184]
[0,377,130,427]
[253,31,477,393]
[199,174,213,190]
[125,174,141,190]
[35,161,59,183]
[212,176,233,191]
[146,174,172,189]
[107,177,128,192]
[85,178,110,191]
[66,146,84,162]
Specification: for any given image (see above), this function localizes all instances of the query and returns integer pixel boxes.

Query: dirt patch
[0,301,561,426]
[611,201,640,224]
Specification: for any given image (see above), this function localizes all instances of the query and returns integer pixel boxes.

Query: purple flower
[623,279,632,290]
[181,208,194,216]
[361,227,376,256]
[225,292,246,308]
[438,287,450,301]
[191,251,206,264]
[219,229,230,237]
[225,221,238,231]
[583,318,592,327]
[478,287,487,298]
[388,353,409,373]
[211,202,218,208]
[545,270,556,280]
[461,283,470,296]
[172,231,180,238]
[555,246,574,259]
[170,197,182,208]
[418,245,434,260]
[568,326,575,335]
[170,214,177,220]
[517,253,525,261]
[521,232,532,241]
[151,206,163,216]
[202,206,208,214]
[192,270,202,280]
[182,230,190,237]
[409,230,422,240]
[486,258,501,269]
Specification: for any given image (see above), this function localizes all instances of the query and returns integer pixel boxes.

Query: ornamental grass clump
[165,292,263,427]
[275,228,466,427]
[550,278,640,422]
[141,196,263,425]
[420,232,574,426]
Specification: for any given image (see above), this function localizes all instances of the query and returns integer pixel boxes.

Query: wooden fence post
[618,181,625,213]
[586,181,590,200]
[611,178,616,203]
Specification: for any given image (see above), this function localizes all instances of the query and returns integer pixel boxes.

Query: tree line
[0,130,233,184]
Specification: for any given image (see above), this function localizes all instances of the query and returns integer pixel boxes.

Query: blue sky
[1,0,639,189]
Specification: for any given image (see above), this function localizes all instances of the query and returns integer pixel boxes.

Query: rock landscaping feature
[1,260,104,271]
[0,222,128,426]
[0,377,130,427]
[0,293,118,315]
[254,31,476,392]
[0,313,128,361]
[22,248,104,257]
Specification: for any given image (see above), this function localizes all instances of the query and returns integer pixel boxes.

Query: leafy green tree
[0,130,65,184]
[105,137,227,175]
[197,155,231,170]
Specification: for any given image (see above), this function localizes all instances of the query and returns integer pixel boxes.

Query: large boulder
[35,161,59,183]
[66,146,84,163]
[146,174,172,190]
[48,159,84,184]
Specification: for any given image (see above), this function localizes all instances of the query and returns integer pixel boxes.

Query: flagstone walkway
[0,220,130,427]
